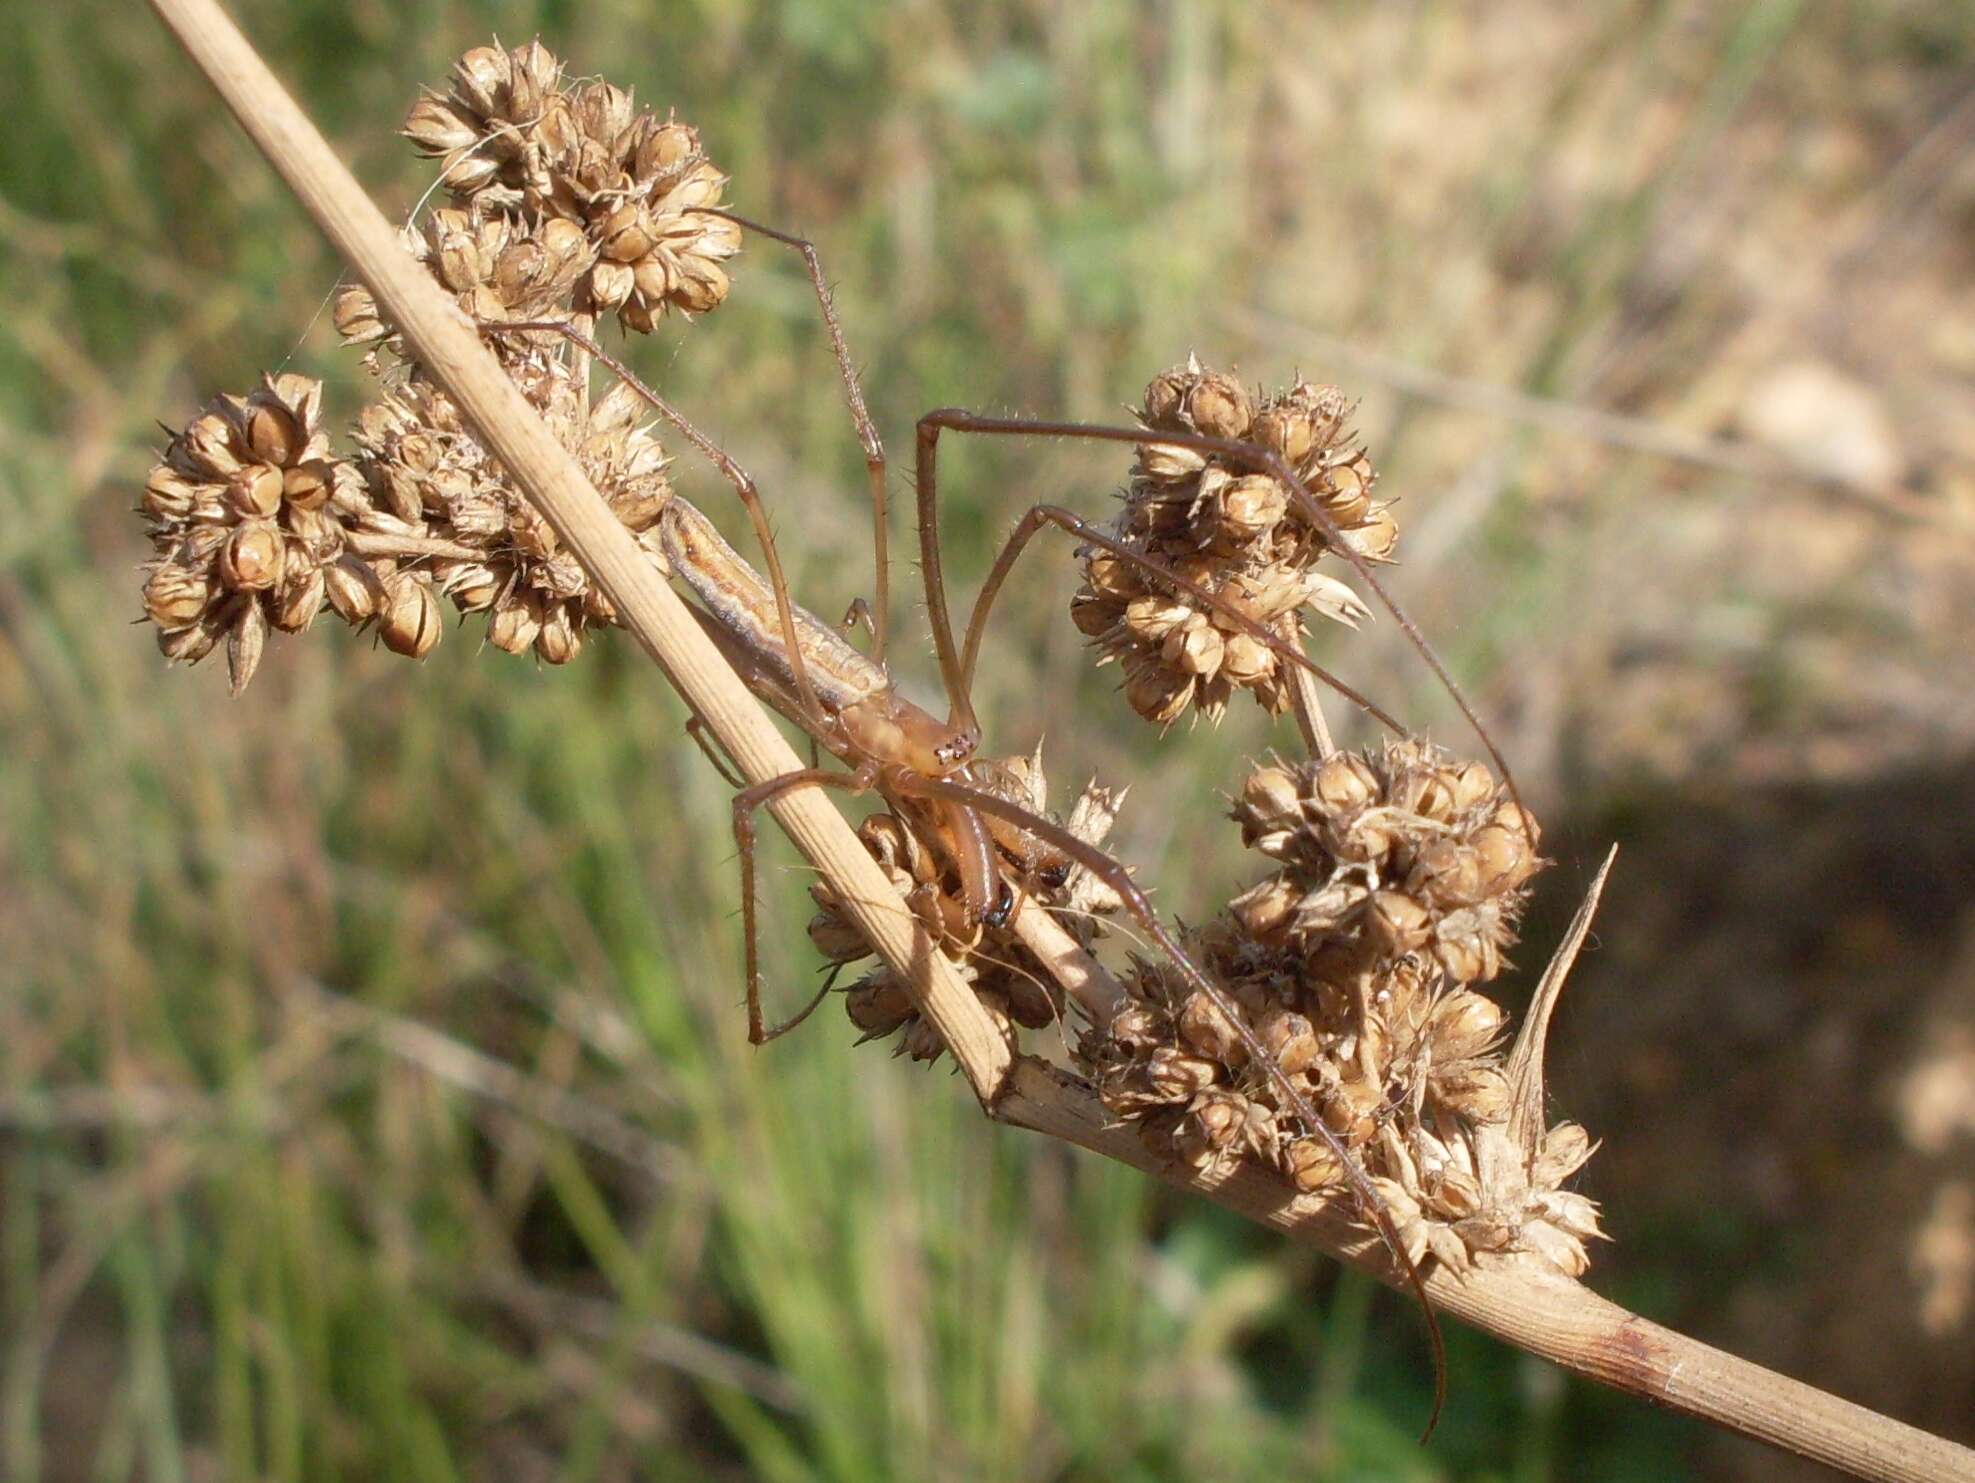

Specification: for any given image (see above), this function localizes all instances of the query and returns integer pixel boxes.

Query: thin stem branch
[344,529,487,564]
[143,5,1975,1481]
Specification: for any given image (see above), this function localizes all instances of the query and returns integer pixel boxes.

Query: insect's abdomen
[658,498,889,713]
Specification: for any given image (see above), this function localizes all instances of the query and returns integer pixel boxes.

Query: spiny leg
[485,319,829,732]
[887,768,1448,1439]
[684,711,746,789]
[914,409,1523,823]
[704,209,892,666]
[733,762,880,1043]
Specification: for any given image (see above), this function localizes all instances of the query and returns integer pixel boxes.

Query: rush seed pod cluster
[138,41,729,686]
[1078,743,1599,1276]
[1071,356,1394,725]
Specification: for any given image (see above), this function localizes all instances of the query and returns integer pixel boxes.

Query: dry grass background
[2,0,1972,1478]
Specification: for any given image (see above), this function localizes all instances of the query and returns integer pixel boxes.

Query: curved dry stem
[145,4,1975,1479]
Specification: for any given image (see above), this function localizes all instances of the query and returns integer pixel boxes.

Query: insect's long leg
[915,410,1522,820]
[486,320,828,730]
[962,503,1406,734]
[733,761,881,1043]
[703,209,891,665]
[886,767,1447,1439]
[684,712,746,789]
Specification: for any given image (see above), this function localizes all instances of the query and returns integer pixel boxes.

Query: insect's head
[840,695,978,778]
[930,725,980,774]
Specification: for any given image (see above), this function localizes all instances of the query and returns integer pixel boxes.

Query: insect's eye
[935,732,977,769]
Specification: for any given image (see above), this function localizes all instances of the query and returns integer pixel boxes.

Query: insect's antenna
[894,770,1448,1439]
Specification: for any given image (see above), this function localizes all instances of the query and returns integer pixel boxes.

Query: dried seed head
[137,376,381,692]
[1226,740,1545,986]
[1070,357,1388,724]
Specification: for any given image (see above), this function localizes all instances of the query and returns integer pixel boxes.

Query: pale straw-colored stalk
[143,3,1975,1478]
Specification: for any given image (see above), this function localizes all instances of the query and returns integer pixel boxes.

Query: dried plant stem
[1007,895,1126,1027]
[1286,641,1336,758]
[145,3,1975,1479]
[1000,1063,1972,1483]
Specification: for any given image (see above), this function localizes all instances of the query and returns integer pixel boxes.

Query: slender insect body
[659,498,886,714]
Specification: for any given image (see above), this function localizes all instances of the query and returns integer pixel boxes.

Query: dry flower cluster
[138,39,733,691]
[1071,356,1393,725]
[1079,741,1602,1276]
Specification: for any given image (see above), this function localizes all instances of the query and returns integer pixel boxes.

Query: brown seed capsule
[333,286,387,343]
[535,604,582,664]
[143,564,213,628]
[1144,1045,1221,1102]
[1313,752,1378,813]
[1472,820,1539,892]
[598,203,655,263]
[1186,373,1251,441]
[281,460,335,511]
[1428,1169,1484,1220]
[1533,1122,1595,1188]
[1219,474,1288,540]
[143,465,201,522]
[845,973,915,1036]
[271,564,325,633]
[1176,991,1243,1064]
[244,400,302,467]
[227,463,285,520]
[225,598,267,696]
[403,94,480,156]
[1123,660,1191,726]
[1411,839,1484,908]
[1161,617,1223,678]
[1219,632,1274,686]
[178,413,244,479]
[323,555,384,624]
[1282,1135,1345,1192]
[1229,875,1299,939]
[220,520,286,591]
[1255,1004,1318,1077]
[1427,989,1507,1064]
[1449,761,1498,814]
[1366,890,1431,954]
[1347,504,1399,561]
[379,572,442,658]
[1433,1063,1511,1123]
[1240,766,1301,827]
[488,595,542,655]
[1251,404,1318,466]
[442,563,502,614]
[1433,928,1500,985]
[672,259,731,314]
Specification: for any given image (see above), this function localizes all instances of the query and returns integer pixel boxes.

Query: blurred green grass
[3,1,1971,1479]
